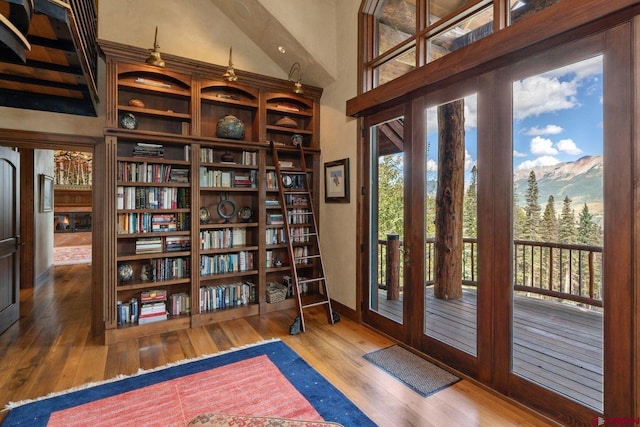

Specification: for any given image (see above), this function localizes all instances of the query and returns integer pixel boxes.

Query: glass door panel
[423,94,478,356]
[369,117,405,324]
[511,56,604,411]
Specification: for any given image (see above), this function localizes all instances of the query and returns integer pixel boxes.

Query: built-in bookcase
[101,41,322,343]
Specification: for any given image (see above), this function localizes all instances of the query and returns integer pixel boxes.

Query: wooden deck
[375,287,603,411]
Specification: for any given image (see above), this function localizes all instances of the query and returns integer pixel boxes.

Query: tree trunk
[435,99,465,300]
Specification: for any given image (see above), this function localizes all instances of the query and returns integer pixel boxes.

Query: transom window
[362,0,563,90]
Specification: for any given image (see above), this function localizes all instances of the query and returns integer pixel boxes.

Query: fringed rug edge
[2,337,281,412]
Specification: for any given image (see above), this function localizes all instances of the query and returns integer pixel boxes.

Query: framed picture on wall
[40,174,53,213]
[324,158,349,203]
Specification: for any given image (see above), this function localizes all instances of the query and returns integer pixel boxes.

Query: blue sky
[424,54,603,175]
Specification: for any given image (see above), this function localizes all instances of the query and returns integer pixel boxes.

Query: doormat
[363,345,460,397]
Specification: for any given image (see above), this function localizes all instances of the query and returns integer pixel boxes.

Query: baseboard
[35,265,54,287]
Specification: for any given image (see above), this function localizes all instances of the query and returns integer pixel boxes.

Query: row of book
[200,148,258,165]
[199,228,247,250]
[285,194,309,206]
[167,292,190,316]
[199,251,255,275]
[266,228,287,245]
[199,281,256,312]
[117,186,190,210]
[142,257,191,281]
[287,209,312,224]
[117,213,190,234]
[199,167,258,188]
[117,161,189,184]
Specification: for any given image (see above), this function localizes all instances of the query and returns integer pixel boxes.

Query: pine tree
[522,170,541,240]
[463,165,478,238]
[377,154,404,240]
[541,195,558,242]
[559,196,576,244]
[577,204,598,245]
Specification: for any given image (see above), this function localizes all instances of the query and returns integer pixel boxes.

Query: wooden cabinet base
[105,316,191,344]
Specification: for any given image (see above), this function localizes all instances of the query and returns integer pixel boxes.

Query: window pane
[424,94,478,356]
[429,0,477,26]
[375,0,416,57]
[369,117,405,324]
[511,55,603,411]
[428,7,493,63]
[510,0,564,25]
[374,48,416,88]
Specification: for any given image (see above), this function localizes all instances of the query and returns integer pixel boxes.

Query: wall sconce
[287,62,303,94]
[146,26,166,68]
[222,46,238,82]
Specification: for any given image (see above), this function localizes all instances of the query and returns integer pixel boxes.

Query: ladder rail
[270,141,336,333]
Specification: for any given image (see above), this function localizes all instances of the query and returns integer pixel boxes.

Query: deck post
[386,234,400,300]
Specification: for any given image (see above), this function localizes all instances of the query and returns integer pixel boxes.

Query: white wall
[318,0,360,309]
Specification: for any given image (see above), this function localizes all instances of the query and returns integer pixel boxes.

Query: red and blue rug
[2,340,375,426]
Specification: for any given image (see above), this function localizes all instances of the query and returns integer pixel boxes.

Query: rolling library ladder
[271,141,339,334]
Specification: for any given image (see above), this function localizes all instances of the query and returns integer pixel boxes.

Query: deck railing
[377,237,603,306]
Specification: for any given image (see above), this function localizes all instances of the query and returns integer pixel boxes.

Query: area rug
[3,340,375,427]
[53,245,91,266]
[363,345,460,397]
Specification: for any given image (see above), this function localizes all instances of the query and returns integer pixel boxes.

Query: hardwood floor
[0,264,558,426]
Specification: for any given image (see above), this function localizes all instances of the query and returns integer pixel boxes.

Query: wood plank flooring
[0,264,559,426]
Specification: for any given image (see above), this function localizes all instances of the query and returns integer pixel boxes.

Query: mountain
[513,155,603,223]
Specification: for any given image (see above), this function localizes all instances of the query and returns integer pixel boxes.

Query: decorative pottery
[118,263,133,282]
[220,151,235,162]
[216,114,245,140]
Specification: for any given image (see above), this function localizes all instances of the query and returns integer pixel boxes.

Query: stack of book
[151,214,177,232]
[135,237,163,254]
[165,235,190,252]
[133,142,164,158]
[138,289,168,324]
[168,168,189,183]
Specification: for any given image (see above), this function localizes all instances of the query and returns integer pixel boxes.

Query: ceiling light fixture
[222,46,238,82]
[145,26,166,68]
[287,62,303,94]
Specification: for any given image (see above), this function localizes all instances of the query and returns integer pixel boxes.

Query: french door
[360,24,633,422]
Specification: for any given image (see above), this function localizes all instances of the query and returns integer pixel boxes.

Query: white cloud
[426,159,438,172]
[513,150,527,158]
[525,124,563,136]
[530,136,558,156]
[543,55,602,81]
[464,149,476,171]
[556,138,583,155]
[513,75,578,120]
[517,156,561,170]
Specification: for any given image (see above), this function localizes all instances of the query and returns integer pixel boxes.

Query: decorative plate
[199,207,211,224]
[282,175,294,188]
[217,198,237,222]
[238,206,253,222]
[120,112,138,130]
